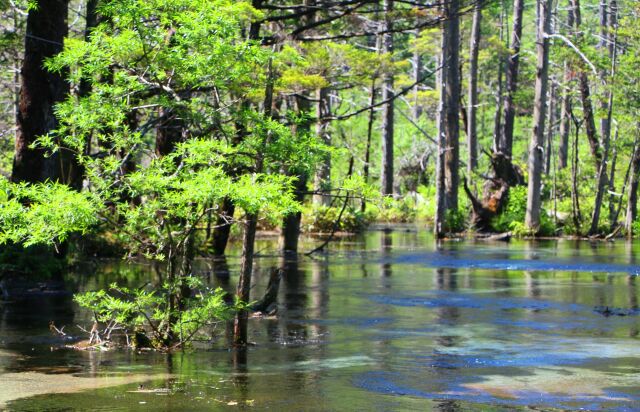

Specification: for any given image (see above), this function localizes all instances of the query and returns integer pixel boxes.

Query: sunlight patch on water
[394,251,640,275]
[292,355,374,371]
[0,372,171,407]
[462,366,639,403]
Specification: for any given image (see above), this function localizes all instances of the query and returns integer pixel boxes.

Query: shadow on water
[3,230,640,410]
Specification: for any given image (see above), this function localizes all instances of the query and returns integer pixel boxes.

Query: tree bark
[435,12,448,238]
[361,78,377,213]
[380,0,395,196]
[233,214,258,346]
[234,41,273,345]
[607,128,618,228]
[280,174,308,254]
[570,0,602,170]
[499,0,525,157]
[313,87,332,206]
[626,135,640,237]
[280,94,311,255]
[412,29,423,121]
[467,0,482,173]
[571,114,582,232]
[558,61,572,169]
[12,0,70,184]
[545,80,556,175]
[492,4,505,153]
[588,23,617,236]
[211,198,235,256]
[443,0,461,212]
[525,0,552,232]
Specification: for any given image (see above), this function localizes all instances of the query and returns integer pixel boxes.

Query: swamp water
[1,228,640,411]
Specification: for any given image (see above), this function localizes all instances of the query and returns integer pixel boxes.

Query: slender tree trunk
[435,12,448,238]
[571,115,582,232]
[313,87,332,206]
[570,0,602,170]
[233,214,258,346]
[234,48,273,345]
[598,0,608,49]
[525,0,552,232]
[588,27,617,236]
[280,174,308,254]
[211,198,235,256]
[280,95,311,255]
[413,28,423,121]
[558,62,572,169]
[443,0,461,212]
[499,0,525,157]
[598,0,615,172]
[11,6,19,147]
[68,0,103,191]
[362,78,377,213]
[607,127,618,228]
[78,0,101,99]
[467,0,482,173]
[492,4,504,153]
[626,133,640,237]
[12,0,70,184]
[380,0,395,196]
[545,80,556,175]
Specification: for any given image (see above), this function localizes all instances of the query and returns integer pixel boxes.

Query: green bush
[492,186,555,236]
[303,205,373,233]
[74,277,241,349]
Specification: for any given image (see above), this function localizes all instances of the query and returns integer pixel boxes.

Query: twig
[305,189,351,255]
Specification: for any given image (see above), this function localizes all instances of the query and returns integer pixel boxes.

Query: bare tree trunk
[443,0,461,212]
[413,28,423,121]
[467,0,482,173]
[499,0,525,157]
[362,78,377,213]
[525,0,552,232]
[598,0,608,49]
[588,26,617,236]
[234,45,273,345]
[545,80,556,175]
[12,0,70,184]
[68,0,103,191]
[558,61,572,169]
[313,88,332,206]
[435,14,448,238]
[492,5,504,154]
[570,0,602,170]
[607,127,618,228]
[626,133,640,237]
[211,198,235,256]
[280,174,308,254]
[380,0,394,196]
[280,95,311,255]
[233,214,258,346]
[571,114,582,232]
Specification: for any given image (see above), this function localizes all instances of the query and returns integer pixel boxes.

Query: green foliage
[32,0,327,264]
[491,186,555,236]
[0,179,98,248]
[492,186,528,233]
[303,205,374,234]
[445,208,466,233]
[75,277,241,349]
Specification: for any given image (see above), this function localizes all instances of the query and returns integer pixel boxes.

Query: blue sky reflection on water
[2,231,640,411]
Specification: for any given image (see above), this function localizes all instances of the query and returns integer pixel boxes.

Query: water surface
[2,229,640,411]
